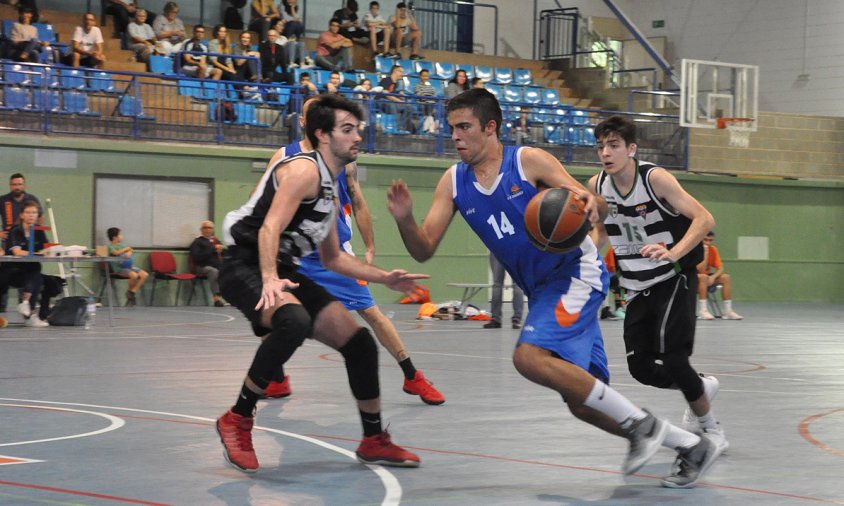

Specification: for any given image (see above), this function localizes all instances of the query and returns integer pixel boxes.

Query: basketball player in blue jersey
[588,115,726,487]
[387,88,716,486]
[259,96,445,405]
[216,94,427,473]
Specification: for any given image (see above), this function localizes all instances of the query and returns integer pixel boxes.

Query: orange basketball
[524,188,590,253]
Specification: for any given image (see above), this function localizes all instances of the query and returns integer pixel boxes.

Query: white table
[1,255,123,326]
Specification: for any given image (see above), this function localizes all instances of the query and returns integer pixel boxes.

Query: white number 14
[487,212,515,239]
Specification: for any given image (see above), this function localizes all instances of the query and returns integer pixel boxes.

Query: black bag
[216,101,237,122]
[47,296,88,326]
[224,6,244,29]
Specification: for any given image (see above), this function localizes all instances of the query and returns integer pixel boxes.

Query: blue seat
[502,86,522,103]
[396,59,416,76]
[60,69,86,90]
[233,102,269,127]
[544,125,563,144]
[374,55,393,74]
[514,68,533,86]
[379,113,410,134]
[266,86,291,106]
[434,62,455,80]
[542,88,560,106]
[314,69,333,85]
[149,55,175,75]
[119,96,155,120]
[32,89,61,112]
[570,109,590,125]
[474,65,493,82]
[178,79,203,98]
[202,81,232,100]
[564,126,581,145]
[579,126,596,146]
[1,87,30,110]
[63,91,100,116]
[429,78,446,96]
[484,82,502,100]
[35,23,57,43]
[3,64,29,85]
[523,86,542,105]
[87,71,117,93]
[493,67,513,85]
[2,20,13,38]
[413,60,434,75]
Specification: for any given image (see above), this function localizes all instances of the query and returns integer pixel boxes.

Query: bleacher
[0,2,686,167]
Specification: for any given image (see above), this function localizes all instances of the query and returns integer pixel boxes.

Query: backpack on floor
[47,296,88,326]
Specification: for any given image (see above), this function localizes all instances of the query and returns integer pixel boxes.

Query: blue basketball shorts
[296,256,375,311]
[518,276,610,383]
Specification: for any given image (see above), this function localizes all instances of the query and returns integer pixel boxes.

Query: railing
[0,61,687,168]
[535,7,579,60]
[406,0,498,54]
[627,89,681,113]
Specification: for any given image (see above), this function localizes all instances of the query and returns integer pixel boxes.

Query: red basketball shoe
[216,409,258,473]
[403,370,445,405]
[356,430,420,467]
[263,376,292,398]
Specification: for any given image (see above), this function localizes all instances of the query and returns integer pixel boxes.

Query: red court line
[799,408,844,458]
[0,480,172,506]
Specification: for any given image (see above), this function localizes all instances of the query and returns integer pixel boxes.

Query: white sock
[697,411,719,430]
[663,424,701,450]
[723,299,733,312]
[583,380,646,425]
[698,299,708,312]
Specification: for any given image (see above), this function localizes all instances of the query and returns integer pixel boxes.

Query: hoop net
[717,117,753,148]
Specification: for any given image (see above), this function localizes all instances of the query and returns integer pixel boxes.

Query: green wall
[1,133,842,303]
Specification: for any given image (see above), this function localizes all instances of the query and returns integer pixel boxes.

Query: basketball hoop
[717,117,753,148]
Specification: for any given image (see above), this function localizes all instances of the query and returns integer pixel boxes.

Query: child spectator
[107,227,148,307]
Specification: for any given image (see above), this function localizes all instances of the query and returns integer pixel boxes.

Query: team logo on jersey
[507,184,524,200]
[635,204,648,218]
[466,207,476,215]
[609,203,618,218]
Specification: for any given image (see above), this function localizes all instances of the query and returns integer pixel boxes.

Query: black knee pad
[626,352,674,389]
[662,352,704,402]
[339,327,380,400]
[247,304,312,388]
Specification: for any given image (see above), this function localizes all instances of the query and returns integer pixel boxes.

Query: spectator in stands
[362,1,393,56]
[107,227,148,307]
[333,0,367,42]
[270,18,308,69]
[8,0,41,23]
[249,0,281,42]
[180,25,222,79]
[444,69,469,99]
[9,7,47,63]
[189,220,225,307]
[153,1,186,56]
[354,77,372,94]
[103,0,138,40]
[233,31,261,83]
[471,77,485,89]
[414,68,438,133]
[389,2,423,60]
[3,201,47,327]
[68,12,106,68]
[208,24,237,81]
[279,0,305,46]
[296,71,318,97]
[315,18,353,72]
[697,231,743,320]
[127,8,156,65]
[259,29,290,83]
[0,172,42,313]
[514,107,534,145]
[324,70,343,93]
[378,64,415,133]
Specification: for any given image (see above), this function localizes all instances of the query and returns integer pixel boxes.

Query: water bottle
[84,297,97,329]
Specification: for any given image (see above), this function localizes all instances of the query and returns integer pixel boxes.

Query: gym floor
[1,302,842,505]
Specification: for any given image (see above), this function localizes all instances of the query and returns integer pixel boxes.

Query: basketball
[524,188,590,253]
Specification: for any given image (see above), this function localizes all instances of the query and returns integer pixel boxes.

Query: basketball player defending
[261,97,444,405]
[588,115,727,486]
[387,89,717,487]
[216,94,426,473]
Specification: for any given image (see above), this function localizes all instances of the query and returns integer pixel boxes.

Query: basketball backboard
[680,59,758,131]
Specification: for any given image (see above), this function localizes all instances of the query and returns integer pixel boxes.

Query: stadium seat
[474,65,493,82]
[542,88,560,106]
[580,127,596,146]
[485,82,502,100]
[32,89,61,112]
[379,113,410,134]
[374,55,393,74]
[63,91,100,116]
[233,102,269,127]
[523,86,542,105]
[414,60,434,75]
[502,86,522,103]
[570,109,590,125]
[514,68,533,86]
[60,69,86,90]
[87,71,117,93]
[3,64,30,85]
[493,67,513,85]
[35,23,57,44]
[202,81,233,100]
[434,62,456,80]
[1,87,30,110]
[544,125,563,145]
[118,96,155,120]
[455,64,474,79]
[178,79,203,98]
[396,59,416,76]
[149,55,175,75]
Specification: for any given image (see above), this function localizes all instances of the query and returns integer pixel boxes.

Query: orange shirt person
[696,231,742,320]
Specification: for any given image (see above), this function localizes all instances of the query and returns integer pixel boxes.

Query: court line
[798,408,844,458]
[0,404,125,447]
[0,480,171,506]
[0,398,401,506]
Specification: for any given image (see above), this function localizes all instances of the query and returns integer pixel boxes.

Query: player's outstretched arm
[345,163,376,263]
[387,172,455,262]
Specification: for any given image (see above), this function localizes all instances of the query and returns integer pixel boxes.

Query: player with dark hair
[387,89,718,488]
[216,93,426,473]
[589,114,726,488]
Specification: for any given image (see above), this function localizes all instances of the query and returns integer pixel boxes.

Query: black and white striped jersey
[223,150,337,267]
[596,160,703,292]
